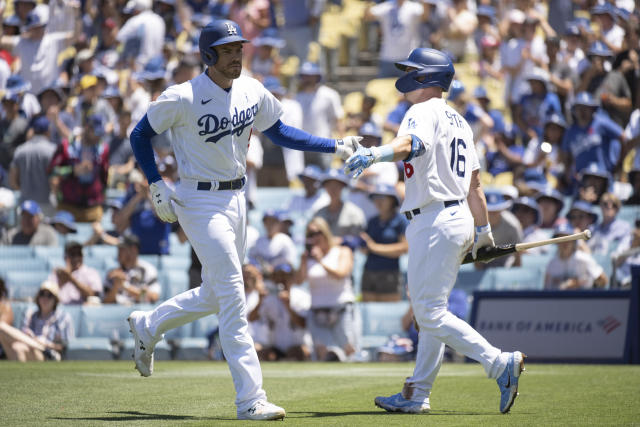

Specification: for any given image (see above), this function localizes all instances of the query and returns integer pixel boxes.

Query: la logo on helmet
[225,23,237,36]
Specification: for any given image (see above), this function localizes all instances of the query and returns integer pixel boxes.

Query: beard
[219,63,242,80]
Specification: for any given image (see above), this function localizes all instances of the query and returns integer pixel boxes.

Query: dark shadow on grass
[49,410,236,422]
[289,409,513,418]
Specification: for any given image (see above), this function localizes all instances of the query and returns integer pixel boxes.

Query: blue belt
[404,200,459,220]
[196,177,246,191]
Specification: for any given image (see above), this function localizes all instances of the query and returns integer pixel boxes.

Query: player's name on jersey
[198,103,259,143]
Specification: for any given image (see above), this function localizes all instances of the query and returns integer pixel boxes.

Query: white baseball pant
[141,183,266,411]
[403,200,508,402]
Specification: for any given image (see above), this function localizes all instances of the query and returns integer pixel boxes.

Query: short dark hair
[64,241,83,257]
[0,277,7,299]
[118,234,140,249]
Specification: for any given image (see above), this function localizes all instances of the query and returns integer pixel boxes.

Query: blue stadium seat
[78,305,133,339]
[9,301,36,328]
[359,301,410,351]
[454,266,490,294]
[6,271,50,301]
[168,233,191,256]
[160,256,191,272]
[0,258,48,275]
[173,313,219,360]
[618,206,640,225]
[161,270,189,299]
[520,253,554,271]
[139,255,160,268]
[254,187,293,211]
[61,304,83,333]
[593,253,614,283]
[483,267,544,290]
[88,245,118,260]
[0,246,34,259]
[34,246,64,260]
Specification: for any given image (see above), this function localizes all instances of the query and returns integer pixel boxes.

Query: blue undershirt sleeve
[130,114,162,184]
[262,120,336,153]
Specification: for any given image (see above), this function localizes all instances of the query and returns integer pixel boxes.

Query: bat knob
[583,229,592,240]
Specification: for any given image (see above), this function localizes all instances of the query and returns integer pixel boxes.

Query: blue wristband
[374,144,395,162]
[405,134,426,161]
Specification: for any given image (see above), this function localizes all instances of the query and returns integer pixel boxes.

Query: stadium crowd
[0,0,639,362]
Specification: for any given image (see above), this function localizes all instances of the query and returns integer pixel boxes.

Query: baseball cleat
[127,311,154,377]
[497,351,526,413]
[237,400,286,420]
[374,393,430,414]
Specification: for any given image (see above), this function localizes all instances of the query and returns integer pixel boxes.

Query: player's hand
[472,224,495,260]
[149,180,184,223]
[335,136,363,160]
[344,146,374,179]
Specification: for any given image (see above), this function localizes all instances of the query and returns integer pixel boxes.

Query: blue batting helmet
[394,48,455,93]
[198,19,249,66]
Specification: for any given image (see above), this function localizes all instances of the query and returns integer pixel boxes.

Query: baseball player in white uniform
[345,48,525,415]
[126,19,361,421]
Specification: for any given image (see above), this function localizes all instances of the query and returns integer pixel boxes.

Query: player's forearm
[263,120,336,153]
[466,171,490,227]
[130,115,162,184]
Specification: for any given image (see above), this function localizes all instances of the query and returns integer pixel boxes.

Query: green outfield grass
[1,361,639,426]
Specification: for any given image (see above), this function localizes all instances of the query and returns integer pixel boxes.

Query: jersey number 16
[450,138,466,177]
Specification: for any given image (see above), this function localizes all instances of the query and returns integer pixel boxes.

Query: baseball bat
[461,230,592,265]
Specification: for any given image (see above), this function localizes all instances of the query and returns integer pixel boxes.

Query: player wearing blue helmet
[126,18,362,421]
[345,48,525,415]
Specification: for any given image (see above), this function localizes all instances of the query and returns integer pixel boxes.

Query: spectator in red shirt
[48,114,109,222]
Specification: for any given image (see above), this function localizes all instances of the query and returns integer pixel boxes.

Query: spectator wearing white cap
[313,169,366,239]
[365,0,428,78]
[249,28,285,81]
[511,196,549,255]
[117,0,166,70]
[0,7,73,95]
[295,62,344,170]
[9,116,57,216]
[544,223,607,290]
[514,68,562,141]
[1,200,57,246]
[590,3,625,54]
[359,183,408,302]
[0,280,74,361]
[346,122,399,220]
[285,165,330,219]
[478,191,523,269]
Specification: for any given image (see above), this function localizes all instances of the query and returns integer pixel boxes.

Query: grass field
[1,361,639,426]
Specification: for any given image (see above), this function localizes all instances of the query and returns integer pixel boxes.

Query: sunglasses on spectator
[306,230,322,238]
[570,213,591,221]
[38,291,55,299]
[600,202,617,209]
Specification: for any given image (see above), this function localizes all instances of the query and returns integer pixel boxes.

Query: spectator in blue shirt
[514,68,562,141]
[561,92,624,182]
[113,168,171,255]
[485,123,524,176]
[359,184,408,302]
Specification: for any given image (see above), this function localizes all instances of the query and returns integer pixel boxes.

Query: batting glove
[472,224,495,260]
[149,180,184,223]
[335,136,363,160]
[344,146,378,179]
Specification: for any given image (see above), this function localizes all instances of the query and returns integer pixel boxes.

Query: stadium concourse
[1,0,639,363]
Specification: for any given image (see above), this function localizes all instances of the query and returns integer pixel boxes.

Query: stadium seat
[161,270,189,299]
[253,187,292,211]
[0,258,48,275]
[9,301,36,328]
[593,254,614,283]
[351,251,366,295]
[139,255,160,268]
[520,252,554,271]
[483,267,544,290]
[88,245,118,260]
[173,313,219,360]
[454,266,490,294]
[359,301,410,352]
[0,246,34,259]
[34,246,64,260]
[6,270,50,301]
[160,256,191,272]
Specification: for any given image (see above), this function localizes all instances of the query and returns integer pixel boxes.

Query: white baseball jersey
[398,97,480,213]
[146,73,283,182]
